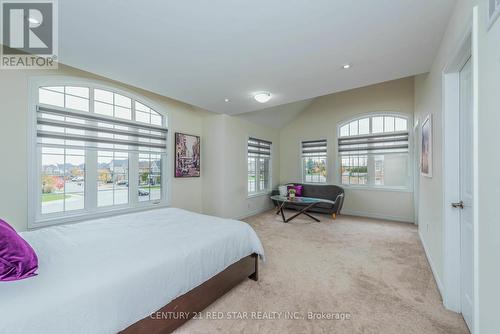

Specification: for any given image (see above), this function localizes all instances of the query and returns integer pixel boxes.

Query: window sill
[341,185,412,193]
[30,201,170,229]
[247,191,272,199]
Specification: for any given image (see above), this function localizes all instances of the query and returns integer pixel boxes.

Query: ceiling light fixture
[224,98,230,102]
[342,64,351,69]
[254,92,272,103]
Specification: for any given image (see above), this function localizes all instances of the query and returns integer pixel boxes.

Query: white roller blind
[248,137,271,157]
[302,139,327,157]
[37,105,167,153]
[338,131,408,156]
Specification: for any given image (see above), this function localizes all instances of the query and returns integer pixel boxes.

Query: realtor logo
[1,0,58,69]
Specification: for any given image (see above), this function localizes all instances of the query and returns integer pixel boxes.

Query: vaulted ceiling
[58,0,455,116]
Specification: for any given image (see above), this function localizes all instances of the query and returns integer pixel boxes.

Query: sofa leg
[332,213,337,220]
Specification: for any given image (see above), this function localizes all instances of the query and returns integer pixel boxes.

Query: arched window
[338,114,410,189]
[32,82,168,226]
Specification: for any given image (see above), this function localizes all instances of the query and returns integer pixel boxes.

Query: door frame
[441,8,479,334]
[413,120,419,225]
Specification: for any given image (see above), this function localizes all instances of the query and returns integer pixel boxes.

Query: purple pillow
[287,185,303,197]
[0,219,38,282]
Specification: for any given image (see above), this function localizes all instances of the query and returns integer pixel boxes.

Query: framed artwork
[175,133,200,178]
[420,114,432,178]
[489,0,500,29]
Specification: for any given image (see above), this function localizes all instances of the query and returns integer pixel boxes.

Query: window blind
[248,137,271,157]
[302,139,327,157]
[37,105,167,153]
[338,131,408,155]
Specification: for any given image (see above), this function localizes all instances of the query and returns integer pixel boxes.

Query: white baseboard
[419,230,444,298]
[235,207,414,224]
[341,209,414,223]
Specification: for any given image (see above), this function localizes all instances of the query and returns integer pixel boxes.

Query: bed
[0,208,264,334]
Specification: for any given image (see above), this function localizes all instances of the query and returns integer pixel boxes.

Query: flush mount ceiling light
[342,64,351,69]
[254,92,272,103]
[224,98,230,102]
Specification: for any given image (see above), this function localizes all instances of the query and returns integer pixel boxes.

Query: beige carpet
[175,210,469,334]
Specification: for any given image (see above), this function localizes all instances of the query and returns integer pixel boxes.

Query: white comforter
[0,208,264,334]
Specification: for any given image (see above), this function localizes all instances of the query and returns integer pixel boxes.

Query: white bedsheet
[0,208,264,334]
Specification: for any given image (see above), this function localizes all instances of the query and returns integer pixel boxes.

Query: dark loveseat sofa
[271,183,345,219]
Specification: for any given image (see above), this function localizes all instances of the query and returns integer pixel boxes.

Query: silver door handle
[451,201,464,209]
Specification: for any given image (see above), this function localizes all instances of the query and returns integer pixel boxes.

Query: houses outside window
[31,81,168,226]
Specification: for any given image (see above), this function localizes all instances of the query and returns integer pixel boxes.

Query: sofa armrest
[333,193,345,214]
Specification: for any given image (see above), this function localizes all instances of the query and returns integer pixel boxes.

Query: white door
[458,57,474,330]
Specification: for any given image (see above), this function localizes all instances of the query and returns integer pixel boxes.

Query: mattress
[0,208,264,334]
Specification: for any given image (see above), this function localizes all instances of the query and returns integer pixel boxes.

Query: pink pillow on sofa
[0,219,38,282]
[287,185,303,197]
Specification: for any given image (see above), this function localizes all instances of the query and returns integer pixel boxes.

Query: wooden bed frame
[120,253,259,334]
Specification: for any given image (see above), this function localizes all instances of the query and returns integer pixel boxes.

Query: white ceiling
[58,0,455,115]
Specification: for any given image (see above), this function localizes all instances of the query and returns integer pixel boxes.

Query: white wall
[0,64,212,232]
[202,114,280,219]
[414,0,476,296]
[477,0,500,332]
[201,114,227,217]
[415,0,500,332]
[279,77,415,223]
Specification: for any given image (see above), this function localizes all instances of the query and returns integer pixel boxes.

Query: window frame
[28,77,171,229]
[247,136,272,197]
[300,139,328,184]
[337,112,413,192]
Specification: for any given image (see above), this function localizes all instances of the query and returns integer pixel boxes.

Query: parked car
[116,180,128,186]
[138,189,150,196]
